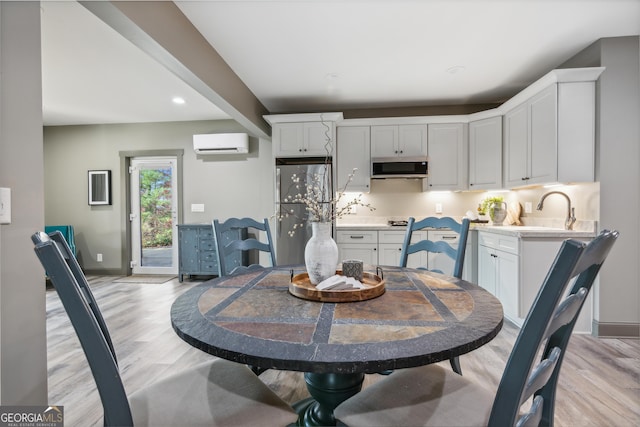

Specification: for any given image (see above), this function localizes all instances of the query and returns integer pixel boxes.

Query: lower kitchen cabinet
[336,229,378,266]
[477,235,519,321]
[337,228,470,276]
[177,224,244,282]
[477,230,592,332]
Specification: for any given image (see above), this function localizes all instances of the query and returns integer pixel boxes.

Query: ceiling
[41,0,640,127]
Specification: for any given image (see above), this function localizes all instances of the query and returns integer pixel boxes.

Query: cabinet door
[426,123,466,191]
[398,124,428,157]
[378,243,403,267]
[503,103,530,188]
[469,117,502,190]
[273,123,304,156]
[477,245,497,295]
[496,249,519,322]
[178,227,200,273]
[528,85,558,185]
[304,122,335,156]
[426,231,458,276]
[370,126,399,157]
[337,126,371,192]
[338,244,377,266]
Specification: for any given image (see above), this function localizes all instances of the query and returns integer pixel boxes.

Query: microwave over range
[371,157,428,179]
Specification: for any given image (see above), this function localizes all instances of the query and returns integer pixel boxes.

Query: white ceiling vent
[193,133,249,155]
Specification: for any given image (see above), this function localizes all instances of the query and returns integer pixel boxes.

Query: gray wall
[44,120,275,273]
[561,36,640,336]
[0,2,48,404]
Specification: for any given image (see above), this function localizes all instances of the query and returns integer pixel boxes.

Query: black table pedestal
[292,372,365,426]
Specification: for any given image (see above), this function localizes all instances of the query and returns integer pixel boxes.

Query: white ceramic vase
[305,222,339,285]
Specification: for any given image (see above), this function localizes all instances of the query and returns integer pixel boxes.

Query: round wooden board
[289,270,385,302]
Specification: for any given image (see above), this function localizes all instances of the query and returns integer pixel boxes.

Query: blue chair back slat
[488,229,618,427]
[32,232,133,426]
[399,216,470,279]
[213,217,276,277]
[42,231,118,362]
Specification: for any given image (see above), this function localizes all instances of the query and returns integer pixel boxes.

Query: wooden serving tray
[289,270,385,302]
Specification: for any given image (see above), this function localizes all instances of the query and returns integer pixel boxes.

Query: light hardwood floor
[46,276,639,426]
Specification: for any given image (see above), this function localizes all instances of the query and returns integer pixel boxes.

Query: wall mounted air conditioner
[193,133,249,155]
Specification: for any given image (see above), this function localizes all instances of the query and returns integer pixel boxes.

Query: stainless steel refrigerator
[275,158,333,266]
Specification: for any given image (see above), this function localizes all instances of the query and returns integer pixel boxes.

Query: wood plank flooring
[46,276,640,426]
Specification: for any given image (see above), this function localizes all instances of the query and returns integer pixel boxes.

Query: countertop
[336,219,597,239]
[472,225,596,239]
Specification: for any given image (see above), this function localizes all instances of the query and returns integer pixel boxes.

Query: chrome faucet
[536,191,576,230]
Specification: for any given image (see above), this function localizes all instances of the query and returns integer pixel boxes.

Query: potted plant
[481,196,507,225]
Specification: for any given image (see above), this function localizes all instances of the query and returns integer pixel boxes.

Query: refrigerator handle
[275,167,281,204]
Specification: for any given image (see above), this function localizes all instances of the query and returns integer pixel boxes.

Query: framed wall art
[88,170,112,205]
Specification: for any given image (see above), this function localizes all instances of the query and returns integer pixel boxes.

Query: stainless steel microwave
[371,157,428,179]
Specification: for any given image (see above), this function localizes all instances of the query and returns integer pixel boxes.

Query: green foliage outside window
[140,168,172,247]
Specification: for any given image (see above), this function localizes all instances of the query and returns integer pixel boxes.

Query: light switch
[435,203,443,214]
[0,187,11,224]
[191,203,205,213]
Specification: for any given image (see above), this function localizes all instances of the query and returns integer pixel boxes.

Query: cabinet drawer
[199,238,216,251]
[199,261,218,273]
[199,228,214,239]
[336,230,377,244]
[378,230,406,244]
[478,232,519,255]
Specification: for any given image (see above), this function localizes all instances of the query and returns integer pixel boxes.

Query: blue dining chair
[399,216,471,375]
[31,231,297,427]
[399,216,470,279]
[212,217,276,277]
[335,229,619,427]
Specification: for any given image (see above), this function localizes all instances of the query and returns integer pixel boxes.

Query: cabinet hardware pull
[442,236,456,240]
[350,235,364,239]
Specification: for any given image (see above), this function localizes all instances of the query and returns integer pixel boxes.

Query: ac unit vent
[193,133,249,155]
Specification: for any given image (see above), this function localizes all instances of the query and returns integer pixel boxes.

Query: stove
[387,220,409,227]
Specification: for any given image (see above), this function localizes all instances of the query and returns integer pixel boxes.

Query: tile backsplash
[339,180,600,225]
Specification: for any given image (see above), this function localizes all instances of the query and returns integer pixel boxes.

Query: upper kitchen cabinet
[265,113,344,158]
[502,68,602,188]
[424,123,467,191]
[371,124,427,158]
[337,126,371,192]
[469,116,502,190]
[504,85,557,188]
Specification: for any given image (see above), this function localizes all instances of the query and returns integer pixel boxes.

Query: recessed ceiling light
[446,66,466,75]
[172,97,186,105]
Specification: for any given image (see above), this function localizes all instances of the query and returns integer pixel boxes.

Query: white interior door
[130,157,178,275]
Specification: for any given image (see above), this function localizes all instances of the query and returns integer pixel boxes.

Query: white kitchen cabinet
[504,85,557,188]
[425,123,467,191]
[371,125,427,158]
[336,126,371,192]
[477,230,593,332]
[477,233,520,322]
[377,230,405,267]
[468,116,502,190]
[336,229,378,266]
[503,81,596,188]
[273,122,336,157]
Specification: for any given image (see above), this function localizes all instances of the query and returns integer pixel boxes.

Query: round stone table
[171,265,503,426]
